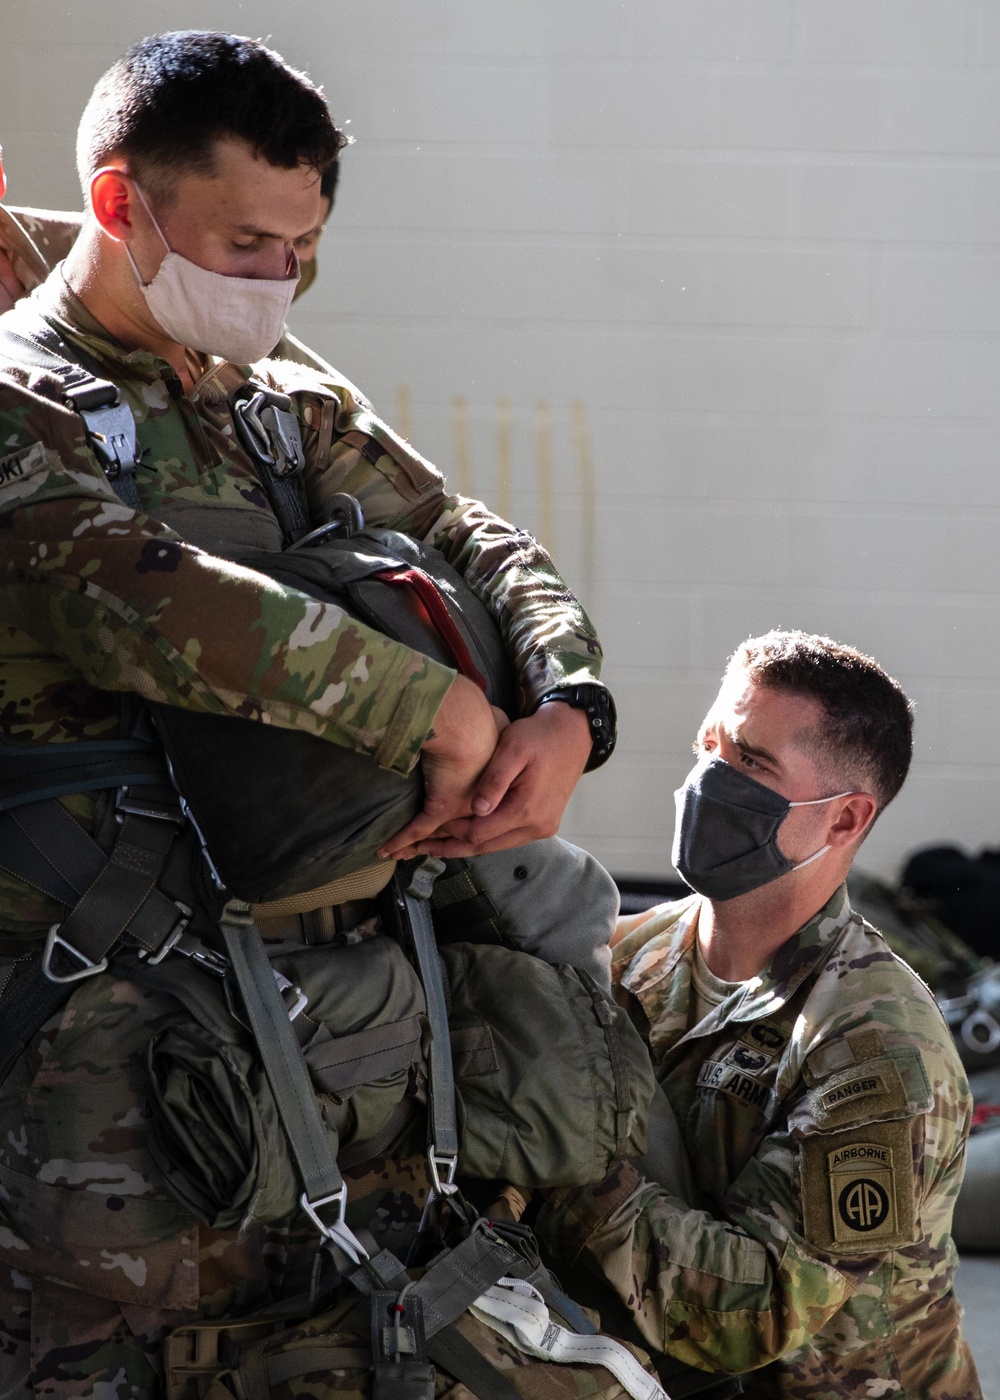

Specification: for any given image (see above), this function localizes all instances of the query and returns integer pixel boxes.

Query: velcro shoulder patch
[803,1028,886,1085]
[800,1117,919,1255]
[807,1049,933,1130]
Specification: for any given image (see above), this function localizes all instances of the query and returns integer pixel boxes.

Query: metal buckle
[232,389,304,478]
[273,969,309,1021]
[299,1188,369,1264]
[42,924,110,984]
[141,903,195,965]
[115,785,183,824]
[428,1150,458,1199]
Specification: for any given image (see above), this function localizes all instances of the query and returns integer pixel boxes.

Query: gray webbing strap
[219,899,370,1265]
[398,860,459,1197]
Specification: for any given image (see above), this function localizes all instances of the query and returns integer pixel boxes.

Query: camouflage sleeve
[0,380,454,774]
[283,367,604,716]
[537,1141,859,1375]
[539,1019,970,1375]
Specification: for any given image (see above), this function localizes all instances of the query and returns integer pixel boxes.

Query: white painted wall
[2,0,998,881]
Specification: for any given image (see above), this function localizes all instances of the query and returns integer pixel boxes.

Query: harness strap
[218,898,370,1266]
[230,383,310,544]
[0,791,185,1086]
[394,861,460,1197]
[425,1327,520,1400]
[0,311,140,509]
[0,737,166,814]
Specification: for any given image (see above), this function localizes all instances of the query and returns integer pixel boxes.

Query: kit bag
[136,934,655,1229]
[150,524,517,904]
[444,942,654,1186]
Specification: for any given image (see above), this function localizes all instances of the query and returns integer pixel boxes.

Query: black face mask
[671,756,847,902]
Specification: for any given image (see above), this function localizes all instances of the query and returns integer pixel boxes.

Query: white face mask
[123,183,299,365]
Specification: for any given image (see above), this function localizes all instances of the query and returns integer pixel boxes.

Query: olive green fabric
[133,935,427,1229]
[444,943,656,1186]
[138,932,654,1229]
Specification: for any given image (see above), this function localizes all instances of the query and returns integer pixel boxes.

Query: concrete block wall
[2,0,998,881]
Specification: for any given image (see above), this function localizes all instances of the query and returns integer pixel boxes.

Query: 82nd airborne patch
[800,1118,917,1255]
[828,1141,896,1243]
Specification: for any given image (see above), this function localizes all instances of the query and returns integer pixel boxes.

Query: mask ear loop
[112,175,171,289]
[784,790,855,873]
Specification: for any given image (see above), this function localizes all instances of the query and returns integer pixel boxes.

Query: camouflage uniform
[0,204,81,299]
[538,886,982,1399]
[0,267,604,1394]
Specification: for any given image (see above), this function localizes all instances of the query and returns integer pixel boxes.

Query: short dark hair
[319,161,340,206]
[727,630,914,811]
[77,31,346,202]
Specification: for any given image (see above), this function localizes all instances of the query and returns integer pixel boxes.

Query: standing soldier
[539,631,982,1399]
[0,31,619,1395]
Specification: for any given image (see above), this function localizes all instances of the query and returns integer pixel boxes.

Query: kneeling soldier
[539,630,981,1399]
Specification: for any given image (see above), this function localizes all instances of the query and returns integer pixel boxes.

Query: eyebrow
[731,729,779,767]
[232,225,286,240]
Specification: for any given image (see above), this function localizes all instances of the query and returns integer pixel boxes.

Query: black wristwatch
[537,684,617,772]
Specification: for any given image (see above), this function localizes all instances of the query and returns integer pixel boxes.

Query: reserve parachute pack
[151,506,517,903]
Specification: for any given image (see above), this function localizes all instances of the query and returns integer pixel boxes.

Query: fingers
[470,733,527,817]
[387,825,540,859]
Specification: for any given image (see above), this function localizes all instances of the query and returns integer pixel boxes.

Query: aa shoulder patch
[800,1118,918,1255]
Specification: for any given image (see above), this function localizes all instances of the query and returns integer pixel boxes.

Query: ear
[89,168,136,242]
[0,153,6,202]
[826,792,878,849]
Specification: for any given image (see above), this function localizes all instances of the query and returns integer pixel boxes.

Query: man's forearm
[537,1161,855,1375]
[418,495,603,714]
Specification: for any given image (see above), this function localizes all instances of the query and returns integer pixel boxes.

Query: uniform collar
[618,884,856,1055]
[30,268,181,386]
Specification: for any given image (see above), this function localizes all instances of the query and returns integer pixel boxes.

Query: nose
[246,244,298,282]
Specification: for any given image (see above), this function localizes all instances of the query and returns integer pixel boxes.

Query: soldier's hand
[392,701,592,857]
[378,674,506,859]
[0,249,23,314]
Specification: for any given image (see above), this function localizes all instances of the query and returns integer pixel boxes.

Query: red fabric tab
[373,567,488,692]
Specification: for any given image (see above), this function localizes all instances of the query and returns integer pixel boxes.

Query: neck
[697,865,850,982]
[63,221,194,389]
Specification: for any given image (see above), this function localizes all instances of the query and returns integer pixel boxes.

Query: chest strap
[0,309,140,509]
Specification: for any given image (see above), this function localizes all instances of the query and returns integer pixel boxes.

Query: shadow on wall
[394,384,598,585]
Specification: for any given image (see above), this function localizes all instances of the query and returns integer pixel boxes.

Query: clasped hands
[378,673,593,860]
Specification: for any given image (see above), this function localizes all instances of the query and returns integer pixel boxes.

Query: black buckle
[231,386,305,478]
[115,785,183,824]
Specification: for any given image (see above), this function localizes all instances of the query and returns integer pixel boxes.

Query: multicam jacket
[0,270,603,935]
[0,204,81,300]
[538,885,981,1400]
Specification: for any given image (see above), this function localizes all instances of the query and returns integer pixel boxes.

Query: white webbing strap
[470,1277,669,1400]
